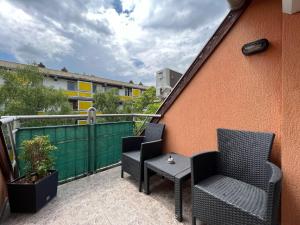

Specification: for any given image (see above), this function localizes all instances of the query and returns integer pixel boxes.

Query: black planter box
[7,170,58,213]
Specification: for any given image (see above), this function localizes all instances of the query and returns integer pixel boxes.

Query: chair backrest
[217,128,275,190]
[144,123,165,142]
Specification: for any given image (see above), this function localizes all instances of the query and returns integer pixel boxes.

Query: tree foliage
[122,86,161,114]
[61,67,68,72]
[94,88,120,114]
[0,66,72,116]
[93,86,161,115]
[131,87,159,113]
[38,62,45,68]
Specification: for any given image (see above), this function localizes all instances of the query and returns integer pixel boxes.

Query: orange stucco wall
[160,0,300,224]
[161,0,282,164]
[281,13,300,225]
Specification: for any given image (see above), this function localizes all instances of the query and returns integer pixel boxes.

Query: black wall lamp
[242,39,269,56]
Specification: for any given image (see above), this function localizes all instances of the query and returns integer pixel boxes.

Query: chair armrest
[265,161,282,224]
[122,136,145,153]
[191,151,219,185]
[140,139,163,161]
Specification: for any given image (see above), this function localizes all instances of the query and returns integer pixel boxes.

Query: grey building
[156,68,182,100]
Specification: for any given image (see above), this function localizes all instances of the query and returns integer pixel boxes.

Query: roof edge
[152,0,252,123]
[0,60,148,90]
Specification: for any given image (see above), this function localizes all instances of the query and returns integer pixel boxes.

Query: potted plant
[7,135,58,213]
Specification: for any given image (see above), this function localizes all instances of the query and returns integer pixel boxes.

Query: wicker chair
[121,123,165,192]
[191,129,282,225]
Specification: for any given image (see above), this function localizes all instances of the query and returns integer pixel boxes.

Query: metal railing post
[132,115,135,134]
[87,123,96,174]
[87,107,96,174]
[87,107,97,125]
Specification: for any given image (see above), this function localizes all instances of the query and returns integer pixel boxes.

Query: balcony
[0,113,282,225]
[1,114,159,183]
[0,114,195,224]
[3,166,192,225]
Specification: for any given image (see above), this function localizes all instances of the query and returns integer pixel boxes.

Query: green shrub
[20,136,57,181]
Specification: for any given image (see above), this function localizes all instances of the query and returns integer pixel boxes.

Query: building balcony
[3,166,192,225]
[0,113,282,225]
[2,114,196,225]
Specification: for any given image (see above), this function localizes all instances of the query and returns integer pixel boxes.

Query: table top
[144,153,191,178]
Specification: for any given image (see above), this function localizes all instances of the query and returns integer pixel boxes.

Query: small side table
[144,153,191,222]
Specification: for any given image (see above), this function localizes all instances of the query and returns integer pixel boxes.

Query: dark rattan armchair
[191,129,282,225]
[121,123,165,192]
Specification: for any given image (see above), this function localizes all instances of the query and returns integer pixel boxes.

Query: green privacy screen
[15,122,134,182]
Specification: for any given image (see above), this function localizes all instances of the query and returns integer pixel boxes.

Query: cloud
[0,0,73,63]
[0,0,229,85]
[139,0,229,31]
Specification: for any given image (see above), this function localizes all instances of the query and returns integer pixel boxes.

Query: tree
[92,86,161,116]
[132,87,158,113]
[0,66,72,116]
[138,81,143,86]
[94,88,120,114]
[129,80,134,84]
[121,86,160,114]
[38,62,46,68]
[144,101,161,114]
[61,67,68,72]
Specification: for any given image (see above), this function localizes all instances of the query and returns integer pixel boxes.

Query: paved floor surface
[3,166,192,225]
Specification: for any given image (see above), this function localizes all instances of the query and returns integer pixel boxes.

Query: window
[157,72,163,80]
[69,100,78,111]
[105,86,112,92]
[93,83,97,93]
[119,88,126,96]
[125,88,132,96]
[67,80,77,91]
[105,86,119,95]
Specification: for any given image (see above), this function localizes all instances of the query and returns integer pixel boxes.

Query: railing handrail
[0,113,161,125]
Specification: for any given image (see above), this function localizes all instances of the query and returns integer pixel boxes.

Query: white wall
[156,68,182,99]
[156,69,171,98]
[119,88,125,96]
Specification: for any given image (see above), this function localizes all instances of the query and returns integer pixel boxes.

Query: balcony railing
[0,113,161,184]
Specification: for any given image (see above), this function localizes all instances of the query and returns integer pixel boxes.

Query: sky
[0,0,230,85]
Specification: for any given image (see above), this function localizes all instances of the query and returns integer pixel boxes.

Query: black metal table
[144,153,191,222]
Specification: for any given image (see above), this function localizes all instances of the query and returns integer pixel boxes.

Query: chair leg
[139,181,142,192]
[121,169,124,178]
[139,167,143,192]
[192,216,196,225]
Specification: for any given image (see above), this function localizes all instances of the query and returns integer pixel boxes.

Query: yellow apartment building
[0,60,148,117]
